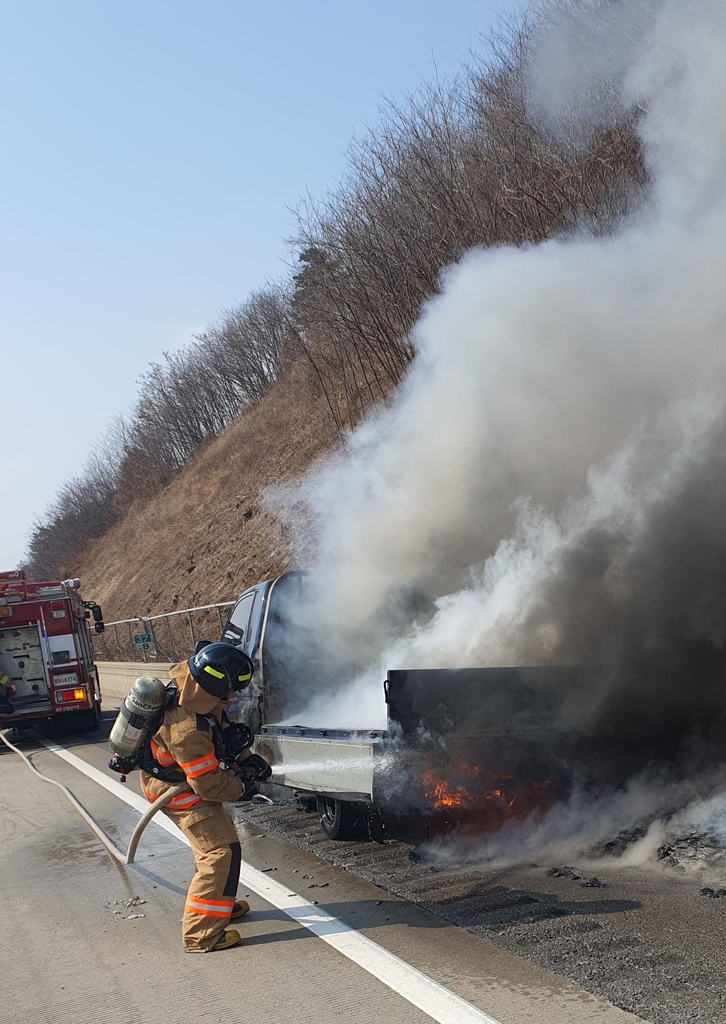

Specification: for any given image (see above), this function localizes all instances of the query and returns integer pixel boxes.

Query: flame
[420,762,553,828]
[422,774,474,809]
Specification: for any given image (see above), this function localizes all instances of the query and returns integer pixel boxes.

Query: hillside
[72,361,338,621]
[52,9,646,623]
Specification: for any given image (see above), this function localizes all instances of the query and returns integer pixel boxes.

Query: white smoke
[413,766,726,871]
[273,0,726,731]
[269,0,726,867]
[262,0,726,872]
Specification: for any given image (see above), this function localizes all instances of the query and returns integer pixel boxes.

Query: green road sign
[133,633,155,653]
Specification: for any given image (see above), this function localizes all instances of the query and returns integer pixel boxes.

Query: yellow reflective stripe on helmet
[203,665,225,679]
[237,672,251,682]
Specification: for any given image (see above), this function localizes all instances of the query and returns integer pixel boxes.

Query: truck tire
[65,701,101,733]
[316,796,368,840]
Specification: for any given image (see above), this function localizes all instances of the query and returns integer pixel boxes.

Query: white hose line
[125,782,189,862]
[0,729,187,864]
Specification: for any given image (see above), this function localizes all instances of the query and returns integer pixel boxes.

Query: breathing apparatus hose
[0,728,188,865]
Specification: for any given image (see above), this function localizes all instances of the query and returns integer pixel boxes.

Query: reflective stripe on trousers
[185,896,236,918]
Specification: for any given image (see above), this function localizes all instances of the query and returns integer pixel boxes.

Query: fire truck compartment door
[0,624,52,712]
[47,633,77,666]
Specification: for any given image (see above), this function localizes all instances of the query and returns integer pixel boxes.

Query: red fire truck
[0,570,104,732]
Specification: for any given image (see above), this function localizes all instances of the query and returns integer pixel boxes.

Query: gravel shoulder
[234,799,726,1024]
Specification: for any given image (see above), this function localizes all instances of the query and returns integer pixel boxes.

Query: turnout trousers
[163,801,242,952]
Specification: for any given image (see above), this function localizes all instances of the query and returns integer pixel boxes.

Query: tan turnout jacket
[140,661,243,821]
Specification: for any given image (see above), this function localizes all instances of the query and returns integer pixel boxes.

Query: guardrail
[91,601,235,664]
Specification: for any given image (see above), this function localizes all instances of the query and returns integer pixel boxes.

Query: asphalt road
[239,790,726,1024]
[0,718,643,1024]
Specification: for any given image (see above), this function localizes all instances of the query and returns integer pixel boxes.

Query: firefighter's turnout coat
[141,661,244,952]
[0,669,14,713]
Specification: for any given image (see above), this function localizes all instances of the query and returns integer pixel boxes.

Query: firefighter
[0,668,14,715]
[140,643,265,952]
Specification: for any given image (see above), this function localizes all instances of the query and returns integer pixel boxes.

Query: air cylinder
[108,676,167,757]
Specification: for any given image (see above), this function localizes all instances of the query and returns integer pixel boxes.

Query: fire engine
[0,570,104,732]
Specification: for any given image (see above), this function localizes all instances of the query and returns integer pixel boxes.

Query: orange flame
[422,774,474,809]
[421,763,552,824]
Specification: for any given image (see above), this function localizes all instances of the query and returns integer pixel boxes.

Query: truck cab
[220,570,307,733]
[221,571,386,838]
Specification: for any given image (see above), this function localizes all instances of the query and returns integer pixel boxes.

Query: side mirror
[92,605,104,622]
[94,622,105,634]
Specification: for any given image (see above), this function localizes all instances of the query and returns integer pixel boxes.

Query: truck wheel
[316,796,368,840]
[36,717,61,739]
[65,702,101,733]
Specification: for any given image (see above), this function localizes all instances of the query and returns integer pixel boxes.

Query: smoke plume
[269,0,726,851]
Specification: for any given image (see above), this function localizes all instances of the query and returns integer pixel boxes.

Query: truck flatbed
[223,572,593,840]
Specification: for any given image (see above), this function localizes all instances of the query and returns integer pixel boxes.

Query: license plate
[54,673,78,687]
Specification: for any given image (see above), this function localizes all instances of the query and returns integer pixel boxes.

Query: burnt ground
[232,799,726,1024]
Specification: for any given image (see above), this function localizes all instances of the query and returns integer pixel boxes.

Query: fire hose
[0,728,188,865]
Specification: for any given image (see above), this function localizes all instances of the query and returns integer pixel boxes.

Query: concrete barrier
[96,661,174,705]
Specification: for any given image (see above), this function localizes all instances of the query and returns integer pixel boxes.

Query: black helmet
[188,643,254,697]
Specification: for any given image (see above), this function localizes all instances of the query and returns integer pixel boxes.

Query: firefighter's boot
[230,899,250,920]
[211,929,242,951]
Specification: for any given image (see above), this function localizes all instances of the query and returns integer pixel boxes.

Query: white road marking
[39,737,501,1024]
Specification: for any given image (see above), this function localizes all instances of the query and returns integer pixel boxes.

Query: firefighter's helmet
[188,643,254,697]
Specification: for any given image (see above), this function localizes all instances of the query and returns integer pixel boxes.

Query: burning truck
[217,570,601,841]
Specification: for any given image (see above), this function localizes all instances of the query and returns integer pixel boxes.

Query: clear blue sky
[1,0,520,570]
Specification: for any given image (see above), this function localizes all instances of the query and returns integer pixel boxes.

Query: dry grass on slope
[72,362,340,621]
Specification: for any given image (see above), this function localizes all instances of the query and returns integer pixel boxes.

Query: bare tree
[27,1,649,570]
[25,285,299,573]
[24,418,128,579]
[197,284,298,406]
[291,12,646,426]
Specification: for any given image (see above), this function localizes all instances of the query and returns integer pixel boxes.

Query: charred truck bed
[222,572,610,841]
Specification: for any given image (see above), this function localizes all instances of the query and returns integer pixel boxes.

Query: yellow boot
[211,929,242,951]
[230,899,250,920]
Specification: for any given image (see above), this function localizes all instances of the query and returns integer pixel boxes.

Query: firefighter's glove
[233,753,271,784]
